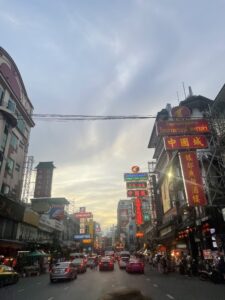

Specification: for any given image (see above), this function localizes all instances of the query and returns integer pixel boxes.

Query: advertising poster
[48,205,64,220]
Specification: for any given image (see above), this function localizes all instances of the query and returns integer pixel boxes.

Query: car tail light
[65,267,71,273]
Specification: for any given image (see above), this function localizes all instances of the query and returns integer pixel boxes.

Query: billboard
[126,182,147,189]
[134,198,143,225]
[179,152,207,206]
[127,190,148,197]
[74,212,93,219]
[74,234,91,240]
[164,135,208,151]
[49,205,64,220]
[124,173,148,181]
[156,119,210,136]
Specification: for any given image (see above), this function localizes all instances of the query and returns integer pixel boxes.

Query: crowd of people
[146,251,225,280]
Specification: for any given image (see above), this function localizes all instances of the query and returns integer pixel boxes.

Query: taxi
[0,265,19,287]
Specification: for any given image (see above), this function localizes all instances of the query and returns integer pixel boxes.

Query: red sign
[156,119,210,136]
[74,212,93,219]
[179,152,207,206]
[126,182,147,189]
[164,135,208,150]
[171,106,191,118]
[127,190,148,197]
[135,198,143,225]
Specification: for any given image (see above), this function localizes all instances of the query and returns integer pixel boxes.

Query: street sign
[74,234,91,240]
[74,212,93,218]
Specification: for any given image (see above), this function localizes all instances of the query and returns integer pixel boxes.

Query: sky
[1,0,225,230]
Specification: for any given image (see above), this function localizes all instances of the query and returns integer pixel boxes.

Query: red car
[126,259,144,274]
[99,257,114,271]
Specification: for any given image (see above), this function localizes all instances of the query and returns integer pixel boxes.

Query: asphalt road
[0,263,225,300]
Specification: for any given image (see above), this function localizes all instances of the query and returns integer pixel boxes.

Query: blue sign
[124,173,148,181]
[74,234,91,240]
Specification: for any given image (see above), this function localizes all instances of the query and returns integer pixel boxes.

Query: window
[19,140,25,149]
[7,98,16,113]
[6,157,14,174]
[0,86,4,105]
[1,183,10,194]
[10,133,19,151]
[15,163,20,172]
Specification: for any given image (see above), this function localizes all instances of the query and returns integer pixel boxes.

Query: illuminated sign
[135,198,143,225]
[124,173,148,181]
[82,239,92,244]
[126,182,147,189]
[74,212,93,219]
[127,190,148,197]
[74,234,91,240]
[131,166,140,173]
[164,135,208,150]
[171,106,191,118]
[156,119,210,136]
[179,152,207,206]
[136,232,144,238]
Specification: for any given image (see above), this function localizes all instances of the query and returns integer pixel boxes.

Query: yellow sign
[82,239,92,244]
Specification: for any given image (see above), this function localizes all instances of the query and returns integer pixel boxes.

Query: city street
[0,263,225,300]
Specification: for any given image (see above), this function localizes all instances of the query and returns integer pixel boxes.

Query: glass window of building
[0,85,4,105]
[7,98,16,112]
[10,133,19,151]
[6,157,14,174]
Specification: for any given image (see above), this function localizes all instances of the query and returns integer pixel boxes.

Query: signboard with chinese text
[82,239,92,244]
[179,152,207,206]
[126,182,147,189]
[74,212,93,219]
[134,198,143,225]
[164,135,208,151]
[124,173,148,181]
[136,232,144,238]
[127,190,148,197]
[156,119,210,136]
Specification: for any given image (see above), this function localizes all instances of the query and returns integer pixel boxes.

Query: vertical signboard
[161,174,172,213]
[179,152,207,206]
[135,198,143,225]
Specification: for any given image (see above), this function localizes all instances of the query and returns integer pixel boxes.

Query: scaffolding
[21,156,34,203]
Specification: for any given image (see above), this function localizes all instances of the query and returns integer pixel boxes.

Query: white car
[118,257,130,269]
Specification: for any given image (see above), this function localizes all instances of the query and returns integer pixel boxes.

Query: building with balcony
[0,47,35,200]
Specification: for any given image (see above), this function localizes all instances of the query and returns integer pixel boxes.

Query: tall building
[34,161,55,198]
[0,47,35,201]
[117,199,133,248]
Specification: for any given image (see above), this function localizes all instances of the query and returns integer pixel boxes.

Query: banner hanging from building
[179,151,207,206]
[164,135,208,151]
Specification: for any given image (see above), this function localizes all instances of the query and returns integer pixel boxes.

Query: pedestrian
[99,288,152,300]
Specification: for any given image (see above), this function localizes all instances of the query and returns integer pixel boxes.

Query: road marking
[37,282,41,285]
[18,289,25,293]
[153,283,158,288]
[146,278,151,281]
[47,297,54,300]
[64,287,69,290]
[166,294,175,299]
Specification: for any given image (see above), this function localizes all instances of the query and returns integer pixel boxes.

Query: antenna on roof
[182,82,187,99]
[176,91,180,104]
[188,86,193,97]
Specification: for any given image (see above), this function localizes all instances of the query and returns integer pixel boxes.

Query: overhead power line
[32,114,156,121]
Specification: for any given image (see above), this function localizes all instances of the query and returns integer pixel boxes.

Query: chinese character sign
[135,198,143,225]
[127,190,148,197]
[164,135,208,150]
[179,152,207,206]
[126,182,147,189]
